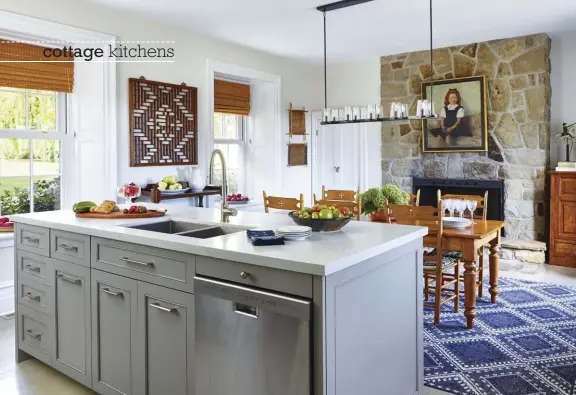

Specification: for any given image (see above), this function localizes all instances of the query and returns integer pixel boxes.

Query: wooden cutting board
[75,211,166,219]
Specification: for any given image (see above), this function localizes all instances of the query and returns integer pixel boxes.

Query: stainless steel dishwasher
[194,276,312,395]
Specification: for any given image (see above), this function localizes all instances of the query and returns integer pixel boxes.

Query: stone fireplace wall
[380,34,551,241]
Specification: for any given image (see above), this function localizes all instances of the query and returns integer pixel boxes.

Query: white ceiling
[86,0,576,64]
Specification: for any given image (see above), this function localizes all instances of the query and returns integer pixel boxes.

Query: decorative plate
[442,217,472,228]
[160,188,190,195]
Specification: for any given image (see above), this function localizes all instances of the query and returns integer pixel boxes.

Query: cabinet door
[51,259,92,387]
[91,269,138,395]
[135,282,195,395]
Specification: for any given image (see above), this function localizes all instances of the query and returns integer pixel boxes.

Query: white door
[312,112,360,200]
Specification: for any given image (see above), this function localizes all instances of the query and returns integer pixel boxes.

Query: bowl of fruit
[226,193,249,204]
[0,216,14,232]
[289,204,354,232]
[157,176,189,195]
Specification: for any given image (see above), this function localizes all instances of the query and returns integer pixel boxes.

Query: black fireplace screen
[412,178,505,234]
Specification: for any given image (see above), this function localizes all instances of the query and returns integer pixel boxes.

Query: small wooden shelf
[139,182,221,206]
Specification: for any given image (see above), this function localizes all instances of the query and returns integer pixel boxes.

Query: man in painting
[430,88,466,146]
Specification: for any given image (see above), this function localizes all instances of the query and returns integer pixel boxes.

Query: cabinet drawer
[553,241,576,258]
[18,303,53,366]
[92,237,195,293]
[51,230,90,267]
[196,256,313,298]
[17,275,52,315]
[17,250,49,285]
[16,224,49,257]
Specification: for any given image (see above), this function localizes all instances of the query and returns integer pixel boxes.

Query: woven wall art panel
[129,78,198,167]
[288,143,307,167]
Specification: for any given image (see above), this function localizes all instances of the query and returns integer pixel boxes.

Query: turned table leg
[463,259,478,329]
[489,240,500,304]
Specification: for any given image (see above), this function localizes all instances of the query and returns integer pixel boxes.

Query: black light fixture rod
[317,0,374,13]
[323,11,327,109]
[429,0,434,114]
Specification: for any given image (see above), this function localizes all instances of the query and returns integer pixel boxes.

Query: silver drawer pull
[101,288,123,297]
[25,329,41,339]
[24,264,41,273]
[120,257,154,267]
[23,236,40,243]
[149,302,178,314]
[240,271,250,279]
[59,244,78,252]
[57,274,82,285]
[24,292,41,302]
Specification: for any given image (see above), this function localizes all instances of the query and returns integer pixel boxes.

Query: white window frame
[0,87,71,214]
[0,10,117,208]
[213,112,247,195]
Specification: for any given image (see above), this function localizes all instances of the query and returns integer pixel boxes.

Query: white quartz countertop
[12,206,428,276]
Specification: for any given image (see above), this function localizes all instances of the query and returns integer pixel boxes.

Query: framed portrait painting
[421,75,488,153]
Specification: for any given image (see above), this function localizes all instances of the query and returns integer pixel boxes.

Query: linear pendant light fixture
[317,0,437,125]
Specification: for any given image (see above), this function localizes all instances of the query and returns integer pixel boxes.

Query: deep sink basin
[179,226,242,239]
[123,220,246,239]
[128,220,212,234]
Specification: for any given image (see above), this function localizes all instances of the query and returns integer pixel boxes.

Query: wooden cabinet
[135,281,195,395]
[51,259,92,387]
[550,171,576,267]
[91,270,138,395]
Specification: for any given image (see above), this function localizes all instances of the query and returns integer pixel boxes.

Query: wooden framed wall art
[129,77,198,166]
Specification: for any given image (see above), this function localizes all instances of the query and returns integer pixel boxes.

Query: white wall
[1,0,322,202]
[550,31,576,167]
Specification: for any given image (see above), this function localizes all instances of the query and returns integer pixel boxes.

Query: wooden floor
[0,265,575,395]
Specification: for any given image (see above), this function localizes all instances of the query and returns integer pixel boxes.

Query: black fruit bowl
[288,211,352,232]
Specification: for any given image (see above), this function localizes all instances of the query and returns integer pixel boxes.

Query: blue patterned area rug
[424,277,576,395]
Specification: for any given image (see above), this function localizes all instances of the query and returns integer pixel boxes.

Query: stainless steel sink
[122,220,246,239]
[126,220,213,234]
[179,226,244,239]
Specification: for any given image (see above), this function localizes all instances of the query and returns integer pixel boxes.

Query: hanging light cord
[429,0,434,114]
[323,11,327,110]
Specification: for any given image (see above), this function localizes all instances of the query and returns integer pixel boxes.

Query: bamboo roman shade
[214,79,250,116]
[0,42,74,93]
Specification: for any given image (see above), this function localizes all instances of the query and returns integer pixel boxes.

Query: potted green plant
[360,184,410,222]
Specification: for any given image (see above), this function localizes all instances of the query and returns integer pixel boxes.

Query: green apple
[319,208,333,219]
[332,209,344,219]
[162,175,178,185]
[311,212,319,219]
[157,181,168,191]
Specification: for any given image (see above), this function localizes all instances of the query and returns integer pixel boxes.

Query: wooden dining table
[391,218,506,329]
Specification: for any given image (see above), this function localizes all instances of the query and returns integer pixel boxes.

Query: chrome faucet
[208,149,237,223]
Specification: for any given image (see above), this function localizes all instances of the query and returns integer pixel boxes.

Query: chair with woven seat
[263,191,304,213]
[314,186,361,220]
[388,203,460,324]
[438,190,488,297]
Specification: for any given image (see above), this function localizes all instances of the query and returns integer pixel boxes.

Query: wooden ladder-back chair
[388,203,460,325]
[263,191,304,213]
[437,189,488,297]
[314,186,361,220]
[409,189,421,206]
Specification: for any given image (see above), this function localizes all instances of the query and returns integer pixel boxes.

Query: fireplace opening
[412,178,505,236]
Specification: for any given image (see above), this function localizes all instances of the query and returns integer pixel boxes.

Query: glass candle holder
[344,106,352,121]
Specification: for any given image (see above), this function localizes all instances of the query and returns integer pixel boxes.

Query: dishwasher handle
[194,276,311,321]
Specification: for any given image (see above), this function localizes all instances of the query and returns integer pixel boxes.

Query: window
[213,112,246,195]
[0,87,67,215]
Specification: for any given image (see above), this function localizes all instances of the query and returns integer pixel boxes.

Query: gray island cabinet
[13,208,427,395]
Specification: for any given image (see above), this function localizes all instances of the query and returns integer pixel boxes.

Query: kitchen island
[13,207,427,395]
